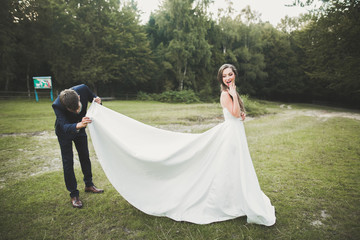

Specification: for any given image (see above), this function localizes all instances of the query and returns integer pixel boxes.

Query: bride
[87,64,276,226]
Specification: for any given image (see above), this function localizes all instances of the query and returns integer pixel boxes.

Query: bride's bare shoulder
[220,91,232,108]
[220,91,231,100]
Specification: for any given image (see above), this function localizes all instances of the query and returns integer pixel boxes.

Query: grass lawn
[0,99,359,239]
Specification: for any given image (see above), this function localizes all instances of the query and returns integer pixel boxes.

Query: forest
[1,0,359,107]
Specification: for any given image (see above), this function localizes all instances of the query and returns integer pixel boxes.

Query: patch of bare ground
[300,110,360,121]
[0,131,54,137]
[0,130,103,189]
[0,131,62,189]
[311,210,331,227]
[155,114,256,133]
[155,122,221,133]
[280,104,360,121]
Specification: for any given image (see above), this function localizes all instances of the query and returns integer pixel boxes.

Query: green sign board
[33,76,53,102]
[33,76,52,89]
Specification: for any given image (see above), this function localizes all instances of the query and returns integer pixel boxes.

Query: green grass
[0,99,359,239]
[0,99,55,134]
[0,98,272,134]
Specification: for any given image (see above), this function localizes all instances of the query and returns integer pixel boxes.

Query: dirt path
[299,109,360,120]
[280,104,360,121]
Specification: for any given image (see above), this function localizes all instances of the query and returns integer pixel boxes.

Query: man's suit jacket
[52,84,97,139]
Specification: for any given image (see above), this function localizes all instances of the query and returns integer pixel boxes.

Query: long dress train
[86,102,275,226]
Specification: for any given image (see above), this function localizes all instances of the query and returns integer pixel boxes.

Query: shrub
[137,91,268,116]
[241,95,268,117]
[137,90,200,104]
[137,91,153,101]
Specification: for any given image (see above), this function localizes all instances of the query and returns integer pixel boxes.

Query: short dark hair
[59,89,79,112]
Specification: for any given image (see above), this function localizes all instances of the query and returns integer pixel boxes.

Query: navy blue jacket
[52,84,96,138]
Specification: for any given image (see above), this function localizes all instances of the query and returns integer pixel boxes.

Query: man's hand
[76,117,92,129]
[94,97,102,104]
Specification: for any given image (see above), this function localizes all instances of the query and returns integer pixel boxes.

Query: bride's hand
[228,82,237,97]
[241,112,246,121]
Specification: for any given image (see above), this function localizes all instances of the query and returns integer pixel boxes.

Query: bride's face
[222,68,235,87]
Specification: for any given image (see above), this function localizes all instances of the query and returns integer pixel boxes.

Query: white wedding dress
[87,102,275,226]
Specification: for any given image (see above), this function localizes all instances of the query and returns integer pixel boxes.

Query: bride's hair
[217,64,245,113]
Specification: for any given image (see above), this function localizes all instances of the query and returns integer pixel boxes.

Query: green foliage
[1,0,154,95]
[137,90,200,104]
[261,23,307,101]
[136,91,154,101]
[1,0,359,107]
[157,90,201,103]
[241,95,268,116]
[293,0,360,105]
[149,0,212,92]
[137,91,269,116]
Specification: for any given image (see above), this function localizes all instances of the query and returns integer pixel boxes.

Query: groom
[52,84,104,208]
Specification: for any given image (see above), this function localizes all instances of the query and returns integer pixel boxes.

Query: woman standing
[218,63,246,120]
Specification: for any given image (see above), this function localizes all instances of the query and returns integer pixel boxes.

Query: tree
[296,0,360,105]
[232,8,267,96]
[105,1,155,95]
[261,23,307,101]
[152,0,212,91]
[45,0,154,94]
[6,0,53,94]
[0,0,17,91]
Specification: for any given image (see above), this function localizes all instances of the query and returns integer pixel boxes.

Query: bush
[137,91,268,116]
[241,95,268,117]
[137,90,200,104]
[137,91,153,101]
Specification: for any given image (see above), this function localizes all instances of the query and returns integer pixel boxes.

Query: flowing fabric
[86,102,275,226]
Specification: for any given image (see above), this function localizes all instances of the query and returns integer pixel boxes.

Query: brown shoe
[71,196,83,208]
[85,185,104,193]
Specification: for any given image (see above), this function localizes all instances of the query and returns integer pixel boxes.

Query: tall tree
[106,1,155,95]
[233,7,267,96]
[46,0,154,94]
[153,0,212,91]
[0,0,17,91]
[7,0,53,94]
[296,0,360,105]
[261,23,307,101]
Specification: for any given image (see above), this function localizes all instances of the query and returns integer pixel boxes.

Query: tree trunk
[5,78,9,91]
[5,73,9,91]
[179,65,187,91]
[178,68,182,91]
[26,63,30,98]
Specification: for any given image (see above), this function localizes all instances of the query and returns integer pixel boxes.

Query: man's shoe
[71,196,83,208]
[85,185,104,193]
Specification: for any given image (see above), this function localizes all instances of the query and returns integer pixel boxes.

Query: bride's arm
[220,91,241,118]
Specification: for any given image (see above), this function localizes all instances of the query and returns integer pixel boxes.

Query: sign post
[33,76,53,102]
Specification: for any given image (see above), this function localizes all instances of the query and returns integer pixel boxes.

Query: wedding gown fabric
[86,102,275,226]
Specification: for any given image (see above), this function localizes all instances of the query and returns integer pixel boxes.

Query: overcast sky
[136,0,319,26]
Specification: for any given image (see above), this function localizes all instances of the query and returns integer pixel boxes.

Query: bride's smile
[222,68,235,86]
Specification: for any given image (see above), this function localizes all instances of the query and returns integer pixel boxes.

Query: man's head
[59,89,82,113]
